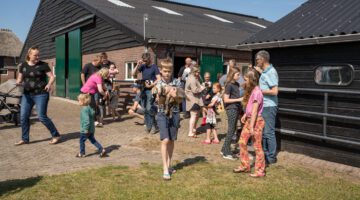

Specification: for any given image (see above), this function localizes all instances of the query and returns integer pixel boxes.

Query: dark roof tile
[243,0,360,45]
[71,0,271,48]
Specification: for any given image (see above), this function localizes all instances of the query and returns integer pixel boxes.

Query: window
[204,14,233,23]
[107,0,135,8]
[245,21,267,28]
[314,64,354,86]
[152,6,183,16]
[125,62,137,81]
[0,57,6,75]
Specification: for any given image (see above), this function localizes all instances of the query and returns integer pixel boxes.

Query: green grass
[1,160,359,200]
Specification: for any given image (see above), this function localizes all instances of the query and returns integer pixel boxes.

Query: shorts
[136,107,145,115]
[190,103,201,112]
[204,123,216,130]
[157,112,180,141]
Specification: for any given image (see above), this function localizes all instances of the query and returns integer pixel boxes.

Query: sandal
[163,173,171,181]
[188,133,197,138]
[233,166,250,173]
[169,168,177,175]
[76,153,85,158]
[49,136,61,144]
[201,140,211,144]
[250,172,266,178]
[14,140,29,146]
[99,149,107,158]
[212,139,220,144]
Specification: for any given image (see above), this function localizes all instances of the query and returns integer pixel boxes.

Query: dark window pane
[315,65,354,86]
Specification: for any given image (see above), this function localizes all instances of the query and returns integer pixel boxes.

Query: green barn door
[67,29,82,100]
[200,55,223,83]
[55,35,66,98]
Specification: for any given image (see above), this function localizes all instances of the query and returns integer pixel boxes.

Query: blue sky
[1,0,306,43]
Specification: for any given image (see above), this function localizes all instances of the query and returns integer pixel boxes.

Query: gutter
[237,33,360,50]
[148,39,246,51]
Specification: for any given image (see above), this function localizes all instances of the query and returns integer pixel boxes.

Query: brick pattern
[82,46,148,81]
[0,56,19,84]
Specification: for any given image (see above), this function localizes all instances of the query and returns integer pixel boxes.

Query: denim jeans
[79,133,103,154]
[142,89,156,130]
[262,106,278,163]
[20,93,60,142]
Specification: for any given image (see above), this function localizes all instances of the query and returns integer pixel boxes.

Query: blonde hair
[159,58,173,70]
[97,68,109,79]
[113,85,120,91]
[26,46,39,62]
[78,94,91,106]
[190,65,200,74]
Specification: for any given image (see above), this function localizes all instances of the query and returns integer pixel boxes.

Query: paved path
[0,98,359,181]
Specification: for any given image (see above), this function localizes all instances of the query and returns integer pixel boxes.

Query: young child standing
[109,85,121,120]
[77,94,106,158]
[233,69,265,177]
[202,83,222,144]
[201,72,213,126]
[221,67,243,160]
[153,58,183,181]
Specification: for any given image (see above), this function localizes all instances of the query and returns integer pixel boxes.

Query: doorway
[173,56,197,78]
[55,29,82,100]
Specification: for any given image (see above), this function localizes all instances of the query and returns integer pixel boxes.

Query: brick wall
[82,46,150,81]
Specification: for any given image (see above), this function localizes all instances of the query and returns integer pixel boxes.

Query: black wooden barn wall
[254,42,360,166]
[20,0,142,61]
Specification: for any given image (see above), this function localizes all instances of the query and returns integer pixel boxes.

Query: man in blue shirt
[256,50,279,165]
[133,53,161,134]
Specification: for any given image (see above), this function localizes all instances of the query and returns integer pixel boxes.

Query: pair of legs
[19,93,60,144]
[235,117,265,177]
[109,107,120,120]
[262,106,278,164]
[92,93,104,125]
[79,133,105,157]
[188,110,199,137]
[203,124,219,144]
[142,89,157,132]
[161,139,175,176]
[221,109,239,156]
[157,112,179,180]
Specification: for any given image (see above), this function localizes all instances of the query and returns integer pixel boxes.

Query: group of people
[14,46,278,180]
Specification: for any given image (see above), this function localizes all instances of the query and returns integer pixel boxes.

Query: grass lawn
[1,159,359,200]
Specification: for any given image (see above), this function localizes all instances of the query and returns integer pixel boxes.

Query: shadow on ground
[86,144,121,157]
[173,156,207,171]
[0,176,42,197]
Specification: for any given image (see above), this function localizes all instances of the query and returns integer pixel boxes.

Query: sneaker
[151,127,159,134]
[96,123,103,127]
[145,127,151,134]
[94,121,99,126]
[222,154,237,161]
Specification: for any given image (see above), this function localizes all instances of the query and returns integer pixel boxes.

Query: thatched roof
[0,29,23,57]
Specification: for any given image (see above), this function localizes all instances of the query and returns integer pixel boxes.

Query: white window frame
[125,61,137,81]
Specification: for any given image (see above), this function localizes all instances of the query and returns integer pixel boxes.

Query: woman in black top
[15,47,61,145]
[221,67,243,160]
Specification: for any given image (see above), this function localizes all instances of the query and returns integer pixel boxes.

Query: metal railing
[278,87,360,146]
